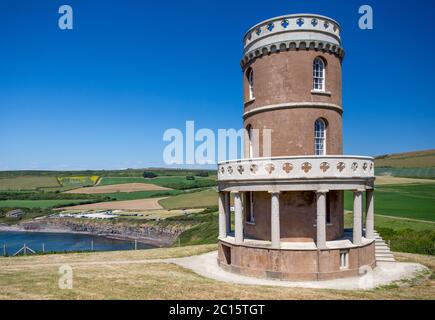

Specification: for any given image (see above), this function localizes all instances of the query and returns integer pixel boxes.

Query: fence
[1,239,141,257]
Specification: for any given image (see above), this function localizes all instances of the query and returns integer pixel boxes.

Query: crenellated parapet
[241,14,344,69]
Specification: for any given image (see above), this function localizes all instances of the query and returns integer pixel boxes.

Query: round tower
[242,14,344,158]
[217,14,376,281]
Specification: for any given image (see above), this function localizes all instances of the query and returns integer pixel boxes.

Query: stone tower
[217,14,377,281]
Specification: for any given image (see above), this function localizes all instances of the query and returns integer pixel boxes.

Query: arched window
[314,118,326,155]
[313,58,325,91]
[247,69,254,100]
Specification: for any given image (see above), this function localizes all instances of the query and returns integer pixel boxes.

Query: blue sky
[1,0,434,170]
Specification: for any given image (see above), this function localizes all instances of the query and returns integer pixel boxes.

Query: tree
[196,171,209,177]
[143,171,158,179]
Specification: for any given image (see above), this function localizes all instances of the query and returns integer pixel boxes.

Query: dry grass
[64,183,171,194]
[0,245,433,300]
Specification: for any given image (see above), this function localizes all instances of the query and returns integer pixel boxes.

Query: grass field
[0,176,60,191]
[102,190,184,201]
[375,150,435,168]
[99,176,216,190]
[0,245,433,299]
[344,183,435,222]
[375,167,435,179]
[344,212,435,231]
[0,199,94,209]
[159,189,217,210]
[98,177,149,185]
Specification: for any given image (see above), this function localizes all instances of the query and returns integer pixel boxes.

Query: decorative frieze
[218,156,375,181]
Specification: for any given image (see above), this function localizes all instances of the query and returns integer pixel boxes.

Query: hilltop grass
[170,209,219,246]
[0,245,433,300]
[344,183,435,222]
[159,188,217,210]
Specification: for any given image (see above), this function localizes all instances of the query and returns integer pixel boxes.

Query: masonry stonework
[217,14,376,281]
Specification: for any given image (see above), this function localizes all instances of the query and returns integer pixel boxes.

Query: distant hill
[375,149,435,179]
[0,168,215,179]
[375,149,435,168]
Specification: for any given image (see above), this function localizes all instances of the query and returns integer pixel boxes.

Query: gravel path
[167,251,429,290]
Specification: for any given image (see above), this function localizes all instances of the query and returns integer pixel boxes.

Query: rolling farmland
[375,149,435,168]
[99,176,216,190]
[0,176,60,191]
[375,149,435,178]
[344,183,435,222]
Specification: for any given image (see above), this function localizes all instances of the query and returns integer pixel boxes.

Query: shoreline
[0,223,170,248]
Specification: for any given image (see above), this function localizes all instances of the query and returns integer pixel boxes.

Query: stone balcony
[219,156,374,181]
[217,156,375,192]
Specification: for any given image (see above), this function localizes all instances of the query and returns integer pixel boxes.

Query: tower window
[314,118,326,156]
[313,58,325,91]
[247,69,254,100]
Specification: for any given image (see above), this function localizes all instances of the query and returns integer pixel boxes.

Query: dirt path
[60,198,166,210]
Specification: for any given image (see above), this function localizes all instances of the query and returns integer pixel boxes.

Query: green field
[375,167,435,179]
[99,176,216,190]
[344,183,435,222]
[0,176,60,191]
[102,190,184,201]
[98,177,148,185]
[0,199,94,209]
[159,189,217,210]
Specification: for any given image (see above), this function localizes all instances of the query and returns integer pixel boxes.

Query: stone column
[233,191,244,244]
[353,189,364,245]
[218,192,226,239]
[365,189,375,239]
[270,192,281,249]
[316,190,328,249]
[224,192,231,234]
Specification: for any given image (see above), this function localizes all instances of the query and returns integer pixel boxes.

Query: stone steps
[373,231,396,262]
